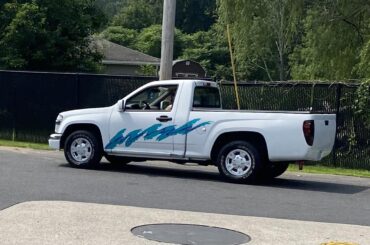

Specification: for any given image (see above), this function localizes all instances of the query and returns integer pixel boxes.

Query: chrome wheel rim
[70,138,92,164]
[225,149,252,176]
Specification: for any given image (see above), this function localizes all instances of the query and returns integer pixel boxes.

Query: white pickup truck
[49,80,336,182]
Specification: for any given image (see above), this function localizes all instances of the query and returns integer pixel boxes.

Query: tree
[218,0,304,81]
[0,2,47,69]
[111,0,162,30]
[290,0,370,80]
[175,0,216,33]
[134,24,187,58]
[359,40,370,78]
[181,23,231,80]
[0,0,105,72]
[95,0,127,20]
[109,0,217,34]
[100,26,138,47]
[357,39,370,129]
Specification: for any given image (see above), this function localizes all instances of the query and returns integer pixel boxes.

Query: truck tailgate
[311,114,336,159]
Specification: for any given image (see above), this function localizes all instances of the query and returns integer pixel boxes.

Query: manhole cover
[131,223,251,245]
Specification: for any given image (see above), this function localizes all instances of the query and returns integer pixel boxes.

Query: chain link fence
[0,71,368,169]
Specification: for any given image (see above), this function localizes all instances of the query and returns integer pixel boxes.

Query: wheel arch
[60,124,103,149]
[210,131,268,162]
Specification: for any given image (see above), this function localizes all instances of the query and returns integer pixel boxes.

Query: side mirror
[119,100,126,112]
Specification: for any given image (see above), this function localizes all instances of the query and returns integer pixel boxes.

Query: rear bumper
[305,148,332,161]
[48,134,62,150]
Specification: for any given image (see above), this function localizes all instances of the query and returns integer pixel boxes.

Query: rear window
[193,86,221,108]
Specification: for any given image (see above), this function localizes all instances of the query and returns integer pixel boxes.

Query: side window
[193,86,221,109]
[126,85,178,111]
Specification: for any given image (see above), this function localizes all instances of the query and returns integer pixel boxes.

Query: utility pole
[159,0,176,80]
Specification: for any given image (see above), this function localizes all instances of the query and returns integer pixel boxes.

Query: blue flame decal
[105,118,211,149]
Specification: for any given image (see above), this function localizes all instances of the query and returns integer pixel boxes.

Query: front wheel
[64,130,103,168]
[217,141,262,183]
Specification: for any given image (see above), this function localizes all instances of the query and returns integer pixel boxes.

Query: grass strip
[0,139,50,151]
[288,164,370,178]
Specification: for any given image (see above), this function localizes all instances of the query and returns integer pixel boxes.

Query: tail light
[303,120,315,146]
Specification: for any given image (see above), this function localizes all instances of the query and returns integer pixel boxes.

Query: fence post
[11,74,17,141]
[332,83,342,167]
[310,83,315,111]
[76,73,80,108]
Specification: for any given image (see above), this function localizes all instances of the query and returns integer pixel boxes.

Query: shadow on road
[262,178,368,194]
[59,162,369,195]
[59,162,223,182]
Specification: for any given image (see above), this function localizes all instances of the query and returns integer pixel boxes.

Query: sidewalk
[0,201,368,245]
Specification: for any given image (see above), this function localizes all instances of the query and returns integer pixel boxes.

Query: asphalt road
[0,147,369,226]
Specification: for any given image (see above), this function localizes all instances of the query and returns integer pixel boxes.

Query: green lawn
[0,139,50,151]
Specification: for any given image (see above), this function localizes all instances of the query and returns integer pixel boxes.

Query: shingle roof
[95,39,160,66]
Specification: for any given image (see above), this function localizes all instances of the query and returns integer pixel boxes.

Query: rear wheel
[217,141,262,183]
[64,130,103,168]
[105,155,130,165]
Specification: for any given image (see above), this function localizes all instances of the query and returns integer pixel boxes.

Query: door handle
[156,115,172,122]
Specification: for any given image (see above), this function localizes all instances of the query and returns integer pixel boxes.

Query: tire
[261,162,290,179]
[64,130,103,168]
[217,141,262,183]
[105,155,130,165]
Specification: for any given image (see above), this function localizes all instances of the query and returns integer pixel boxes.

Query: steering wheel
[142,101,151,110]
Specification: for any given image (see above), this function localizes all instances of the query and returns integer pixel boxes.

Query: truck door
[107,83,180,157]
[184,84,221,158]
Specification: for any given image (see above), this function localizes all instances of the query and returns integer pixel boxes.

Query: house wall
[103,64,139,75]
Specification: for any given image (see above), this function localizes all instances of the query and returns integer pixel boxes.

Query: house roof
[95,39,160,66]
